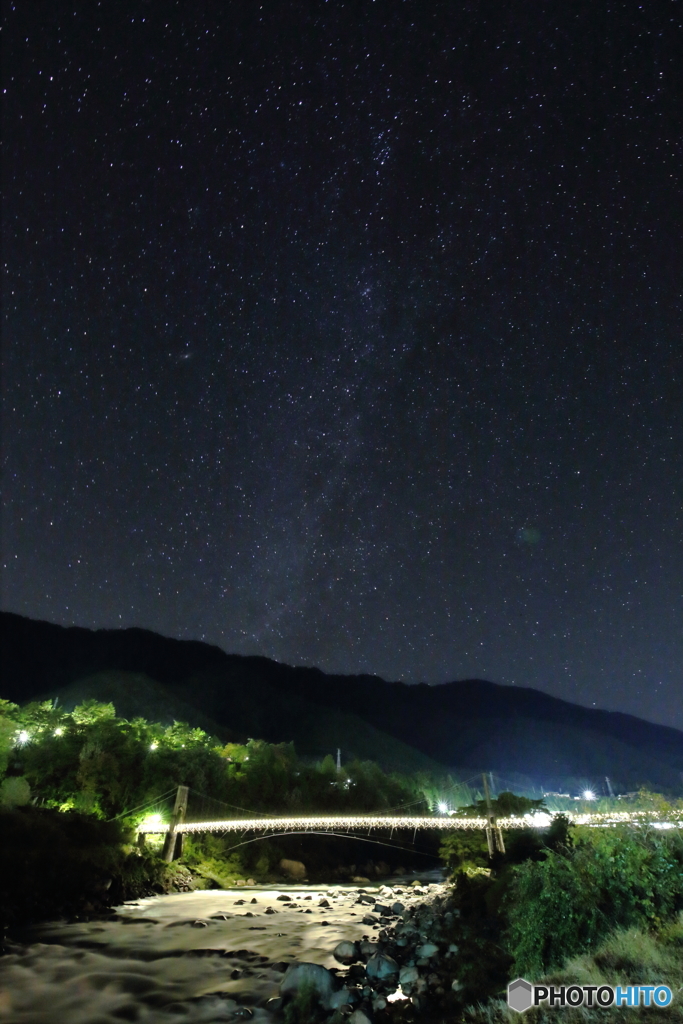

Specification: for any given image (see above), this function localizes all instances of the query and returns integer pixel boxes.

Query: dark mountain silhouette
[2,611,682,791]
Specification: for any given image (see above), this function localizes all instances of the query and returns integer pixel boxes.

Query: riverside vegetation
[0,697,431,937]
[1,697,683,1021]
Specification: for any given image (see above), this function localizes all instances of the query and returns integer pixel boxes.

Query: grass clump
[464,920,683,1023]
[283,981,326,1024]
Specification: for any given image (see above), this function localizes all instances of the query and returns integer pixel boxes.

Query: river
[0,875,447,1023]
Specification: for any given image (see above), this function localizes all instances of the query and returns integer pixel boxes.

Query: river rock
[329,987,354,1009]
[279,858,307,880]
[399,965,419,987]
[416,942,439,958]
[334,941,359,964]
[366,953,399,980]
[362,914,379,926]
[348,1010,373,1024]
[373,902,391,915]
[391,901,405,915]
[280,962,336,1008]
[276,894,290,901]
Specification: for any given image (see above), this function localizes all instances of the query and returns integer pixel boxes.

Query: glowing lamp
[139,813,164,831]
[582,790,596,801]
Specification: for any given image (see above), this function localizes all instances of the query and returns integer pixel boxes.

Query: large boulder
[366,953,399,981]
[280,963,336,1008]
[334,941,359,964]
[279,858,307,880]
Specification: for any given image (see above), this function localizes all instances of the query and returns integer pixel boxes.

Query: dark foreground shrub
[505,825,683,977]
[0,806,164,940]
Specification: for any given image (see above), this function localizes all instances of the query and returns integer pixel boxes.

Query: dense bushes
[0,806,164,939]
[0,698,425,821]
[505,824,683,976]
[440,817,683,1005]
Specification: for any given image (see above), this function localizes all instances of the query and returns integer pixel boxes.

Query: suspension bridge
[133,785,675,862]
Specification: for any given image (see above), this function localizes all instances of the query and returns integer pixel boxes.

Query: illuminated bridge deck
[138,811,670,834]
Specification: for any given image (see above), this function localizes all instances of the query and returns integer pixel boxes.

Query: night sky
[3,1,682,730]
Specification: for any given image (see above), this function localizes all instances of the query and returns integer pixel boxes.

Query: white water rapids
[0,879,446,1023]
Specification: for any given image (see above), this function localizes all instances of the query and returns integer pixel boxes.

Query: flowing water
[0,877,445,1023]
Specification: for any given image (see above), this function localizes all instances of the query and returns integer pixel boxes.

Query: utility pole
[605,776,614,798]
[162,785,189,863]
[483,773,505,857]
[336,748,342,773]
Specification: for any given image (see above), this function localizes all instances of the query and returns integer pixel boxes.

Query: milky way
[2,2,682,728]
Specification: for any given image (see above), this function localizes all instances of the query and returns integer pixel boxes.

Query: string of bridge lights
[137,810,682,834]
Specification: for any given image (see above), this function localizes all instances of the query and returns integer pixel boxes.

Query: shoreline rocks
[278,881,461,1021]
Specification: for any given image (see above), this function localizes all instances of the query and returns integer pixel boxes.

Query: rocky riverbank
[274,880,461,1021]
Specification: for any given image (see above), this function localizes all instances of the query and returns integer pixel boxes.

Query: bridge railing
[137,809,673,834]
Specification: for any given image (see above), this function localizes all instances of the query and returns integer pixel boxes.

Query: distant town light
[582,789,596,801]
[54,727,64,736]
[150,742,158,750]
[438,802,449,814]
[16,730,30,745]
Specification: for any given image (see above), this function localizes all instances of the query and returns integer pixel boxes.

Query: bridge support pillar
[162,785,189,863]
[483,774,505,857]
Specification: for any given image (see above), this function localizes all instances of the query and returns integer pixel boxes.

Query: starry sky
[2,1,682,730]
